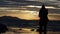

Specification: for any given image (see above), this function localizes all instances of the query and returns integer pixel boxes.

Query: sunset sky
[0,0,60,20]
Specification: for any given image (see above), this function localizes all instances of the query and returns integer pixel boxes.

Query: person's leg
[40,25,42,34]
[44,24,47,34]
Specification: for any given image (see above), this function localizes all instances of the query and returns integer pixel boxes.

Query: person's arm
[39,9,42,17]
[46,9,48,15]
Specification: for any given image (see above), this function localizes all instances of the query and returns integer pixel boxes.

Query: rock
[36,29,40,32]
[0,24,8,33]
[31,29,35,31]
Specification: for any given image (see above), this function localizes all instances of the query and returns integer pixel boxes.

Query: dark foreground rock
[0,24,8,33]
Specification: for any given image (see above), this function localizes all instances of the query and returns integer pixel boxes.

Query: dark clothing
[39,8,49,25]
[39,8,48,17]
[39,5,49,34]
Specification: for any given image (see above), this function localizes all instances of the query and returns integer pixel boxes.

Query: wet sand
[1,31,60,34]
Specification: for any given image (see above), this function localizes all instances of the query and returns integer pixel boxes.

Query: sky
[0,0,60,20]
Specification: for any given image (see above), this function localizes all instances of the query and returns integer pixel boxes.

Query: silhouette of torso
[39,5,49,25]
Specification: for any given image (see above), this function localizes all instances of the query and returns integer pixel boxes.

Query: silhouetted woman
[39,5,49,34]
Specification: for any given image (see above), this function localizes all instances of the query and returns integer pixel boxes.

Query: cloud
[48,0,57,1]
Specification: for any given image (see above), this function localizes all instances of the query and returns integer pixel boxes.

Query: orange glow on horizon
[0,9,60,20]
[0,13,60,20]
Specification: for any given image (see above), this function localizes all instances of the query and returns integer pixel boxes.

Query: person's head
[41,4,45,9]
